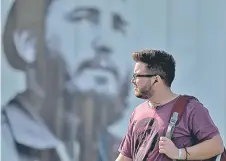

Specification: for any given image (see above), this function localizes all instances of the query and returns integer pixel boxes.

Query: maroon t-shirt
[118,96,219,161]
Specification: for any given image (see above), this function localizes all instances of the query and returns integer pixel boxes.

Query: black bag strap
[219,148,226,161]
[165,95,195,161]
[165,95,195,139]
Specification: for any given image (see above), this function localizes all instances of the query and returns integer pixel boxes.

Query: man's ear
[156,75,162,82]
[13,30,37,64]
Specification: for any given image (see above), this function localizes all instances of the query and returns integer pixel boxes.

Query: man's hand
[159,136,179,159]
[115,153,132,161]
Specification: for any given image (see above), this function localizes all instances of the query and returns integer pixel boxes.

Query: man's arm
[159,135,224,160]
[181,134,224,160]
[184,100,224,160]
[115,153,132,161]
[159,99,224,160]
[117,110,136,161]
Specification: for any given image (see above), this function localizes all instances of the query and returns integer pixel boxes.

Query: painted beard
[64,71,131,129]
[47,71,130,160]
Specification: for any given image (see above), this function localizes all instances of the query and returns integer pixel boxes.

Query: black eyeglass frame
[132,74,157,80]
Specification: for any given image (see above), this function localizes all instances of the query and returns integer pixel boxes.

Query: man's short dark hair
[132,49,176,87]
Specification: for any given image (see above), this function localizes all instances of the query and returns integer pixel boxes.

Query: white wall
[115,0,226,143]
[1,0,226,143]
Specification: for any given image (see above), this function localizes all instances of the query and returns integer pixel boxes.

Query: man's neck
[148,88,178,107]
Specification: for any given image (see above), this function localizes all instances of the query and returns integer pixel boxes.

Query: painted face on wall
[45,0,132,96]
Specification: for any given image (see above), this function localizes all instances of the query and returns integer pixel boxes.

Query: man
[2,0,133,161]
[116,49,224,161]
[46,0,132,160]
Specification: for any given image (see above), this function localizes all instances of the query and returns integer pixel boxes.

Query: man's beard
[61,74,130,159]
[64,71,131,130]
[134,86,154,100]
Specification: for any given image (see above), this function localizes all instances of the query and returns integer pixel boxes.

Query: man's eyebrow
[67,7,99,15]
[64,7,100,21]
[113,13,128,25]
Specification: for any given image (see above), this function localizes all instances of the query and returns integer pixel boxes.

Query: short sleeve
[118,111,136,159]
[188,99,219,142]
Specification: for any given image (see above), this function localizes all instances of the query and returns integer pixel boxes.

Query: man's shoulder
[136,101,148,109]
[132,101,148,113]
[129,101,149,121]
[183,95,210,116]
[185,95,205,109]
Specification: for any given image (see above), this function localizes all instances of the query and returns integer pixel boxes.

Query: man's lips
[75,57,119,80]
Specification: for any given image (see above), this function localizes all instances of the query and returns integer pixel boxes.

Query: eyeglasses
[132,74,156,80]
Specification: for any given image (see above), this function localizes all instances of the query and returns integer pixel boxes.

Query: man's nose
[92,36,113,55]
[131,78,135,84]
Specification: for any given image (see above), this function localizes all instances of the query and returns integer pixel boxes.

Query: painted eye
[112,13,128,35]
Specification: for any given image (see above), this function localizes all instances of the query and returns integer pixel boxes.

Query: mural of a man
[2,1,73,161]
[1,0,134,161]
